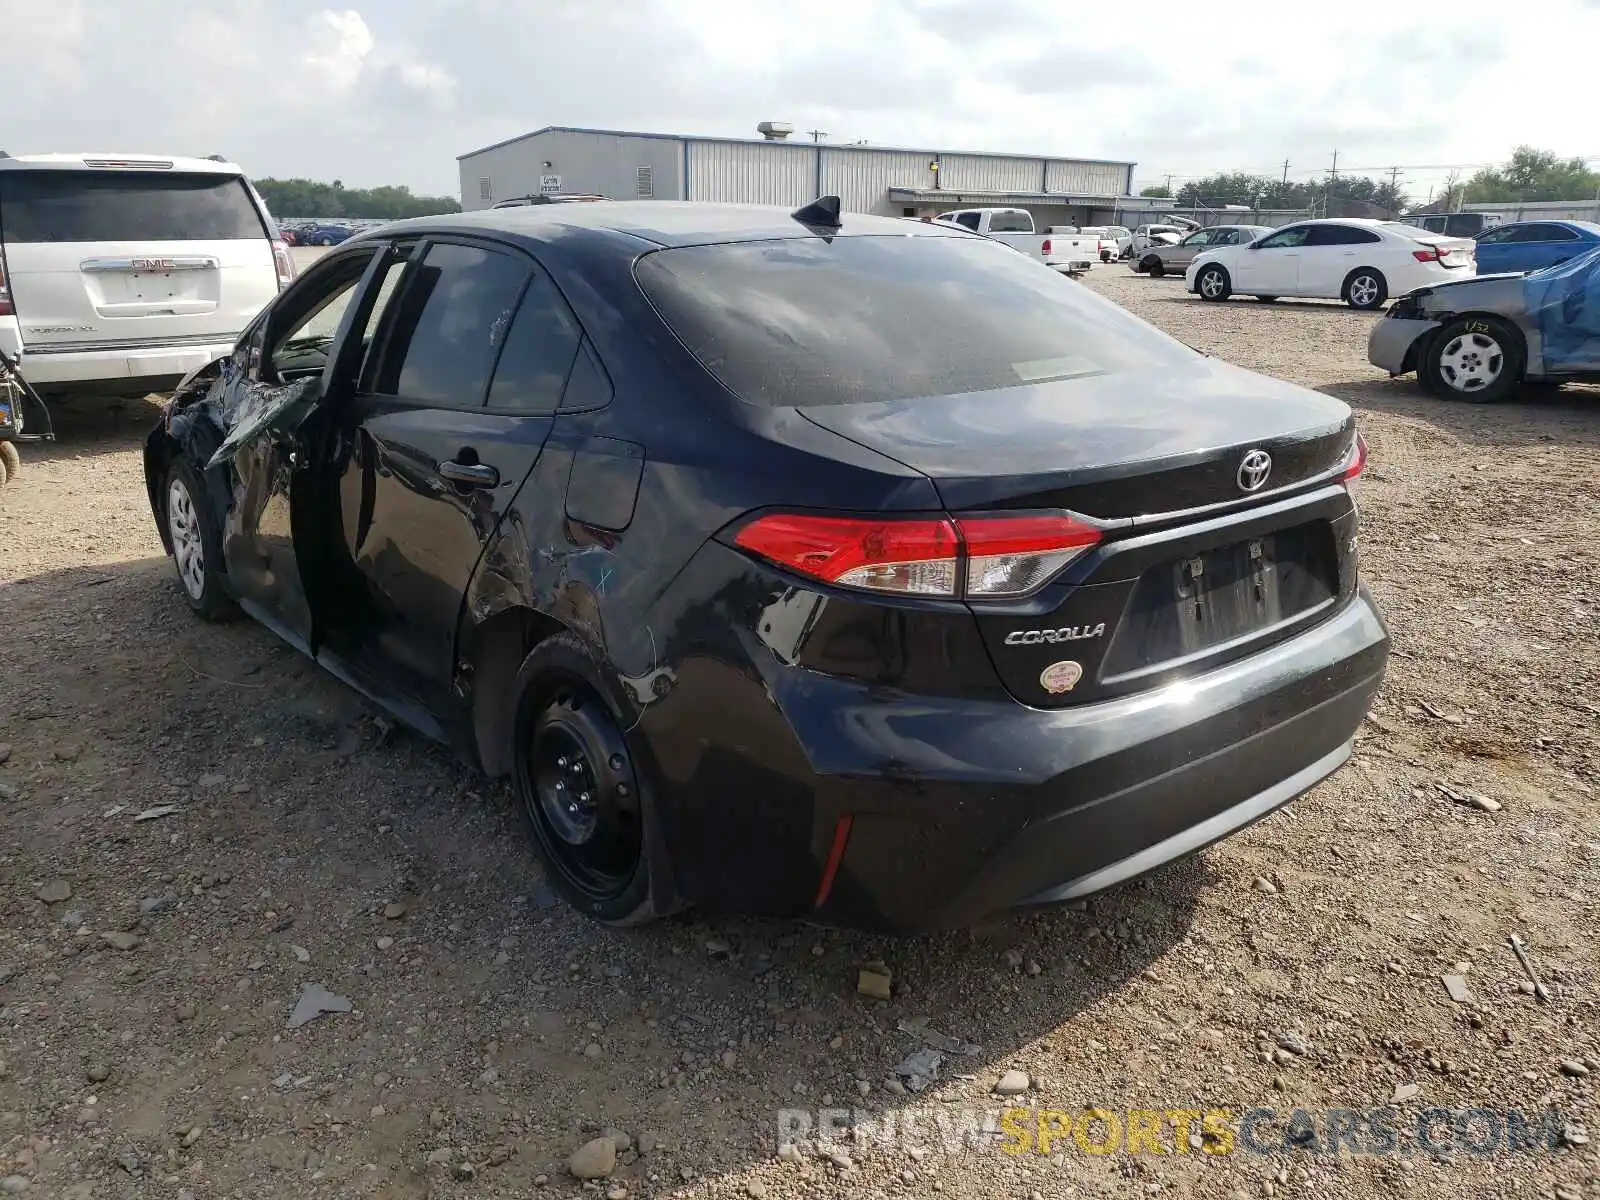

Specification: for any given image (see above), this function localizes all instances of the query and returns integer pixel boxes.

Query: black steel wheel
[511,632,658,924]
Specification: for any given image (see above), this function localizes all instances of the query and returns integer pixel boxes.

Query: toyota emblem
[1236,449,1273,492]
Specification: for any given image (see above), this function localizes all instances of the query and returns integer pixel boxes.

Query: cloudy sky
[3,0,1597,205]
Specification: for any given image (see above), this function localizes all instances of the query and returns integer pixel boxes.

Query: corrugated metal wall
[687,141,815,206]
[821,148,932,215]
[938,153,1045,194]
[1046,160,1128,195]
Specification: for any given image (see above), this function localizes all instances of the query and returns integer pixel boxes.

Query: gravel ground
[0,264,1596,1200]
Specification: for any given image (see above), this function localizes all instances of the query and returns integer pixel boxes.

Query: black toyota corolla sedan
[143,198,1388,932]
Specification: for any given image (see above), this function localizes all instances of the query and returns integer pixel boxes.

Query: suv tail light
[732,511,1103,599]
[272,240,296,290]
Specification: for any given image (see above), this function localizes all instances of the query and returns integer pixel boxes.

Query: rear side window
[635,234,1192,408]
[486,271,584,413]
[374,242,530,406]
[0,171,267,242]
[1306,225,1379,246]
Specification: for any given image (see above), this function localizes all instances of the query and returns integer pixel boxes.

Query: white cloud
[303,9,375,92]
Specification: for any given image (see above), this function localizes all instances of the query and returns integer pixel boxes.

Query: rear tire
[1195,264,1231,301]
[510,632,665,926]
[1422,315,1525,404]
[1145,257,1165,277]
[0,440,17,486]
[1343,269,1388,310]
[164,459,235,619]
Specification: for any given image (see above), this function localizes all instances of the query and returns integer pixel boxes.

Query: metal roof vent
[757,121,794,141]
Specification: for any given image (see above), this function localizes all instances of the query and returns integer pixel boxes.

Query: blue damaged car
[1369,244,1600,403]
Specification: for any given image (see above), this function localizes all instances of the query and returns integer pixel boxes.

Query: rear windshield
[1379,221,1453,243]
[986,212,1033,233]
[0,171,266,243]
[635,234,1192,407]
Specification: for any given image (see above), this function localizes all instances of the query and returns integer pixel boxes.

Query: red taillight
[1412,246,1443,263]
[1341,432,1368,482]
[732,511,1102,598]
[272,240,296,290]
[1042,239,1052,255]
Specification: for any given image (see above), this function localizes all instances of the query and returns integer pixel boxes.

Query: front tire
[1422,316,1525,404]
[164,459,234,619]
[1195,264,1231,301]
[510,632,662,926]
[1344,269,1388,310]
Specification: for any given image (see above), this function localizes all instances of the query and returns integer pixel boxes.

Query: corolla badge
[1039,660,1083,694]
[1237,449,1273,492]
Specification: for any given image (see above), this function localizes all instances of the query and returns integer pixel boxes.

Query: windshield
[0,171,267,242]
[635,234,1194,408]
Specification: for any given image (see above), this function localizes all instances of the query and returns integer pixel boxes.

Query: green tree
[1139,184,1171,198]
[1463,146,1600,203]
[1171,171,1405,215]
[254,177,462,220]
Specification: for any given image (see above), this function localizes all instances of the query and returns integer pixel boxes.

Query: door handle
[439,459,499,488]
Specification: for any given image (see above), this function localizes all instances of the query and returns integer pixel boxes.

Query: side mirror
[1248,242,1262,250]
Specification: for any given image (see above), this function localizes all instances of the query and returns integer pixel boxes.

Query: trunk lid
[798,357,1354,518]
[800,359,1359,709]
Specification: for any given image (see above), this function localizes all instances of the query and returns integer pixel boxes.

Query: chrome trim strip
[79,256,219,273]
[23,332,240,355]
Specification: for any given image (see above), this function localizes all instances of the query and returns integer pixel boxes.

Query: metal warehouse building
[457,125,1139,228]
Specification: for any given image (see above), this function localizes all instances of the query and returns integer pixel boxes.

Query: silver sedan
[1133,225,1274,277]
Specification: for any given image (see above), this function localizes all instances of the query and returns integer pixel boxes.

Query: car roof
[364,201,971,249]
[0,152,243,174]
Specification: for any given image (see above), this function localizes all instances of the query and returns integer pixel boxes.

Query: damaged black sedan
[144,200,1388,932]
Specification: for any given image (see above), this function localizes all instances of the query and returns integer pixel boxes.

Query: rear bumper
[1368,315,1437,375]
[647,586,1387,932]
[6,338,234,393]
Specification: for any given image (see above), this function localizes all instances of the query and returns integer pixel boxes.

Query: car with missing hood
[141,197,1387,932]
[1369,243,1600,402]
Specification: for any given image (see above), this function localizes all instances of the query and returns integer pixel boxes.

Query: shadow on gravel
[1327,376,1600,449]
[2,553,1208,1193]
[14,391,167,465]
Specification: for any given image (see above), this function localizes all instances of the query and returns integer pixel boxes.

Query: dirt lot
[1,267,1596,1200]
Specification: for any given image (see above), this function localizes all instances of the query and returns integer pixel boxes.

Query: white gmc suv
[0,153,293,397]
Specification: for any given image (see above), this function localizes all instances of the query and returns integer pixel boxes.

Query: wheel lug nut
[609,754,625,770]
[579,792,591,803]
[557,756,568,768]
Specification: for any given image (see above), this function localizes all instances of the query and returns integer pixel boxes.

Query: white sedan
[1184,218,1476,310]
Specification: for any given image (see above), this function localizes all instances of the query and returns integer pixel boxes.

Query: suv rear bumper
[647,586,1387,932]
[0,326,234,394]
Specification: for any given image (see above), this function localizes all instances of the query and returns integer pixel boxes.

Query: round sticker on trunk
[1040,660,1083,694]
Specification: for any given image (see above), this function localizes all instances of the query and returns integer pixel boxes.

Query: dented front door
[206,246,393,650]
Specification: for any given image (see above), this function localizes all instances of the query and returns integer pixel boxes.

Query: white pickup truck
[932,207,1093,275]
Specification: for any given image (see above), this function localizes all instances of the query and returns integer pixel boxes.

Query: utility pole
[806,129,827,143]
[1281,159,1290,185]
[1163,173,1173,193]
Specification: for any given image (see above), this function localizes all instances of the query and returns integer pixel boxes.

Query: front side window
[1257,226,1311,249]
[1179,231,1210,247]
[635,233,1194,408]
[373,242,531,406]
